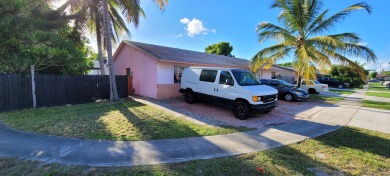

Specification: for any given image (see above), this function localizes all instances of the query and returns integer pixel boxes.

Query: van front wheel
[185,90,196,104]
[233,101,250,120]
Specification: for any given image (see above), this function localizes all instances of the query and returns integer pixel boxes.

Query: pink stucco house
[113,41,296,99]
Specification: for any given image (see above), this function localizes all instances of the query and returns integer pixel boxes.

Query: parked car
[260,79,309,102]
[179,67,278,120]
[368,79,381,83]
[291,79,329,94]
[317,77,349,89]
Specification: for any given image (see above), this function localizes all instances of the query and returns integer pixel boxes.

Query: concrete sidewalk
[364,95,390,103]
[349,107,390,133]
[0,88,382,167]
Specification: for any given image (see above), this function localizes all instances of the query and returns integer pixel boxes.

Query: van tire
[233,101,250,120]
[308,88,317,94]
[185,90,196,104]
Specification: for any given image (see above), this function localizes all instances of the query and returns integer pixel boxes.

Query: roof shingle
[123,40,250,67]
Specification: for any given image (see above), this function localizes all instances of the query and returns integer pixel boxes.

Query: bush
[330,65,366,88]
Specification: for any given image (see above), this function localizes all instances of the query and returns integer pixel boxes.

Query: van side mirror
[226,79,234,86]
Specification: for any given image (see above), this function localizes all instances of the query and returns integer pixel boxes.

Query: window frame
[199,69,218,83]
[218,71,234,85]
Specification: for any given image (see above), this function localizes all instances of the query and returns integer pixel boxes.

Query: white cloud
[179,18,216,37]
[176,34,183,38]
[364,59,390,72]
[180,18,190,24]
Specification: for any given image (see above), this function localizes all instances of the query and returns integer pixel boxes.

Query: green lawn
[308,94,343,104]
[362,100,390,111]
[329,89,355,95]
[1,126,388,175]
[366,91,390,98]
[368,83,390,92]
[0,100,248,141]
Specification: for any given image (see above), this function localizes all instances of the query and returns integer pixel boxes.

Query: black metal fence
[0,74,128,112]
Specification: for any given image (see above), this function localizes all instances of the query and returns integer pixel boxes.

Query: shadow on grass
[315,126,390,158]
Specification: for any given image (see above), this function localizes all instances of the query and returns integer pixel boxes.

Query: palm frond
[309,2,372,35]
[152,0,168,10]
[251,44,291,71]
[338,43,377,62]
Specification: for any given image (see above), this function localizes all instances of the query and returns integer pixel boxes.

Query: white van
[179,67,278,120]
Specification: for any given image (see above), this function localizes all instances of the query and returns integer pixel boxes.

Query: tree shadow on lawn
[314,126,390,158]
[88,100,243,141]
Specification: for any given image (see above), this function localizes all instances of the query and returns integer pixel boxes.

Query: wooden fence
[0,74,128,112]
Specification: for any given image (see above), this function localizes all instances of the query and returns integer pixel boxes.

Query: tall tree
[369,71,378,79]
[205,42,234,56]
[55,0,141,75]
[0,0,92,74]
[250,0,376,88]
[57,0,167,101]
[101,0,167,101]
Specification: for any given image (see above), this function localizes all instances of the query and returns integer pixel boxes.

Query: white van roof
[188,67,248,71]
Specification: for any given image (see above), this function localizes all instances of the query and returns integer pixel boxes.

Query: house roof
[113,40,297,72]
[272,65,296,72]
[114,40,250,68]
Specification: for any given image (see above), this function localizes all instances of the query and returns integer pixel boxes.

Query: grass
[362,100,390,111]
[329,89,355,95]
[366,92,390,98]
[307,94,343,104]
[368,82,390,92]
[0,100,248,141]
[1,126,388,175]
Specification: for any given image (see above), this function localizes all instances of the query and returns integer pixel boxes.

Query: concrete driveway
[146,98,336,129]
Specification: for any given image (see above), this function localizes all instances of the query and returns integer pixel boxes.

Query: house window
[271,72,276,79]
[126,68,131,76]
[174,66,186,83]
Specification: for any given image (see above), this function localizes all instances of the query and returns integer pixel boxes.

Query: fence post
[31,65,36,109]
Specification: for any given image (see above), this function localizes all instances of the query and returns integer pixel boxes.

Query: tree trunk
[297,70,302,88]
[95,8,106,75]
[102,0,119,101]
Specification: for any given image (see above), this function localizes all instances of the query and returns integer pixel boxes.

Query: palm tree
[102,0,167,100]
[56,0,167,101]
[250,0,376,88]
[55,0,140,75]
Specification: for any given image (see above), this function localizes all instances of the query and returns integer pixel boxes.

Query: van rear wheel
[308,88,317,94]
[233,101,250,120]
[185,90,196,104]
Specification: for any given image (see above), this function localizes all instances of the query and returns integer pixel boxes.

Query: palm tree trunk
[102,0,119,101]
[95,9,106,75]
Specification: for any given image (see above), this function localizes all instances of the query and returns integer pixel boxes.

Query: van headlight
[252,96,262,102]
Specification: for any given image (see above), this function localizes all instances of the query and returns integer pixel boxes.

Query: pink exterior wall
[114,45,158,98]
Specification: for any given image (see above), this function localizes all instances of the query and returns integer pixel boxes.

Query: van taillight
[322,86,326,89]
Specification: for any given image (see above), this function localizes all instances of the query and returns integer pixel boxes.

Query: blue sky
[96,0,390,71]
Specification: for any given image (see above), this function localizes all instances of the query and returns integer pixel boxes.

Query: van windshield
[231,70,261,86]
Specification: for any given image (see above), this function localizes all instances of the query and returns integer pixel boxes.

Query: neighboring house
[88,60,108,75]
[256,65,296,82]
[113,40,296,99]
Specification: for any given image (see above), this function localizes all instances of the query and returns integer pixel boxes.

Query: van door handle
[216,88,218,92]
[214,88,216,92]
